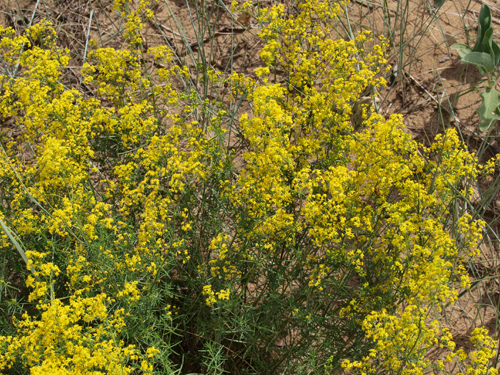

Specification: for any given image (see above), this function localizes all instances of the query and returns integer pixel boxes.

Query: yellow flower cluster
[221,0,495,371]
[0,12,173,374]
[0,293,138,374]
[202,285,231,306]
[0,0,496,373]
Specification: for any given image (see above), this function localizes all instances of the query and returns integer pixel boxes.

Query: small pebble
[439,56,450,63]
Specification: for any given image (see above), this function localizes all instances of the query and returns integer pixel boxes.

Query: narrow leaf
[0,217,29,266]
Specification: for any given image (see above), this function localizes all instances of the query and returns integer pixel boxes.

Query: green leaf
[451,43,472,59]
[479,4,493,30]
[477,88,500,131]
[482,27,500,67]
[0,217,29,268]
[482,27,495,57]
[473,4,493,53]
[462,51,496,74]
[434,0,446,8]
[492,40,500,66]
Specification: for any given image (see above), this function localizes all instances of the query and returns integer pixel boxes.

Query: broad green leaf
[473,4,493,53]
[434,0,446,7]
[462,51,496,74]
[477,88,500,131]
[492,40,500,66]
[473,21,484,53]
[451,43,472,59]
[483,27,500,67]
[479,4,493,30]
[482,27,495,57]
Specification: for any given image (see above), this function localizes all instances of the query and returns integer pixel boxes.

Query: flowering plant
[0,0,497,374]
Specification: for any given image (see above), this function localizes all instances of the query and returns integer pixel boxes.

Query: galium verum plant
[0,0,497,374]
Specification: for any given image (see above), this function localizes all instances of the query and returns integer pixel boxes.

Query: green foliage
[452,4,500,131]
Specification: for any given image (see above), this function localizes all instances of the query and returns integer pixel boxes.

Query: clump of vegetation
[0,0,498,374]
